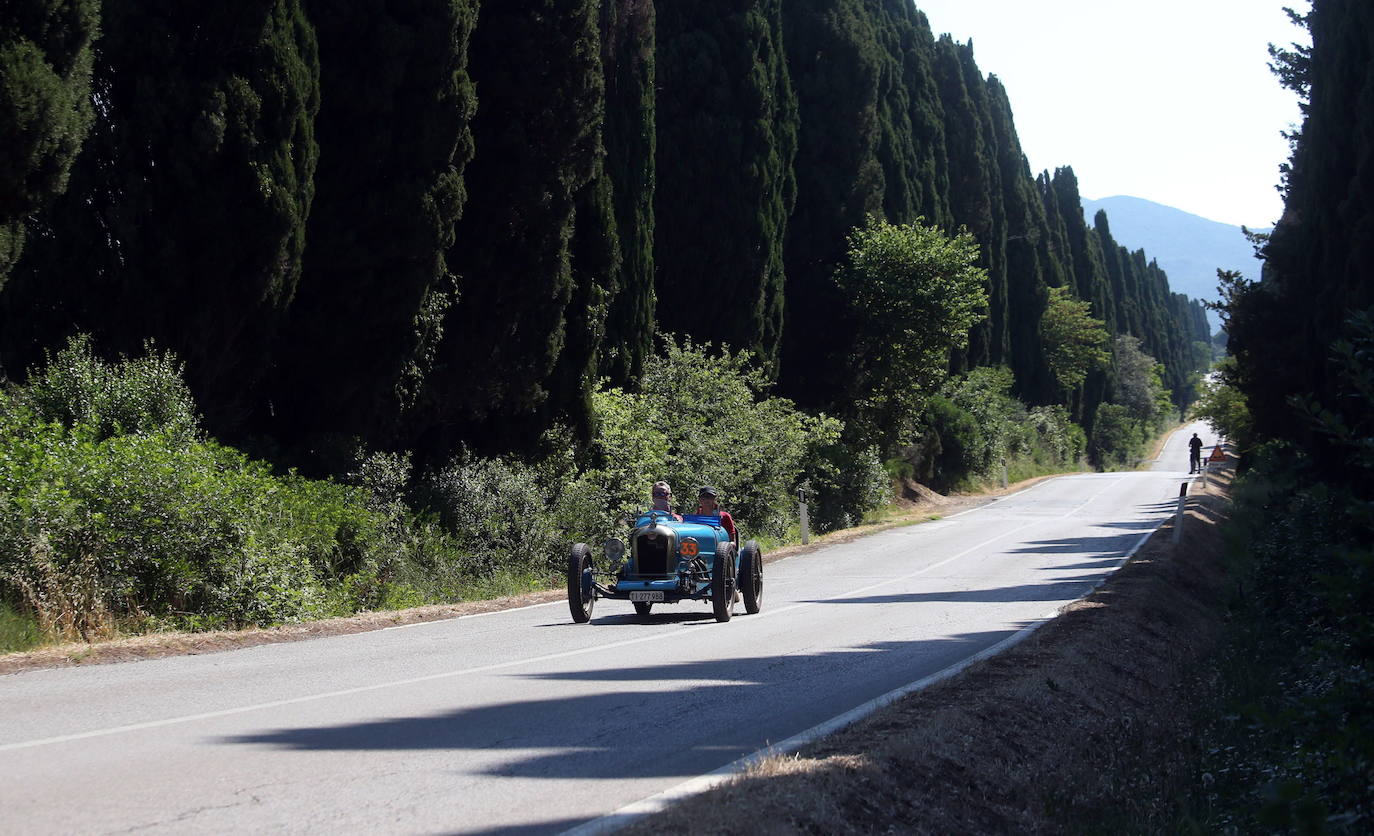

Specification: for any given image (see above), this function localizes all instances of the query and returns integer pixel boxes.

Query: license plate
[629,591,664,602]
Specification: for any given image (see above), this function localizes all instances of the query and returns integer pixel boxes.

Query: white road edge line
[559,507,1166,836]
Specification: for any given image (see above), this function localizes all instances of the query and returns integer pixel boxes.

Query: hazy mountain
[1081,196,1266,331]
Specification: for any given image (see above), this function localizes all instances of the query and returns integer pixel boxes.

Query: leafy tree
[1191,357,1253,448]
[832,216,988,451]
[1041,285,1109,395]
[0,0,97,288]
[1111,334,1172,424]
[559,337,844,540]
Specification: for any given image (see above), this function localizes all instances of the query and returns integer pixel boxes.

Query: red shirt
[697,508,737,543]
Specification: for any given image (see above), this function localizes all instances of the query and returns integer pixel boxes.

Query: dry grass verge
[624,462,1234,835]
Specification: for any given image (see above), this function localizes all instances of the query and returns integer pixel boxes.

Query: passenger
[650,481,682,521]
[696,486,737,544]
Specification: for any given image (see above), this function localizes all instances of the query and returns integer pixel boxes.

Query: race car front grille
[634,534,672,576]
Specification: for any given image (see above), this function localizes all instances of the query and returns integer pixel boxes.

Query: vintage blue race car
[567,510,763,623]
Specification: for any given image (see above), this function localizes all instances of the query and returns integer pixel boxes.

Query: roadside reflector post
[1173,482,1187,544]
[1000,461,1009,489]
[798,486,810,545]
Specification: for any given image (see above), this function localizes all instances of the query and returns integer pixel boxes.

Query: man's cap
[698,486,718,498]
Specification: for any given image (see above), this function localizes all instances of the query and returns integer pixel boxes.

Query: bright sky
[913,0,1307,229]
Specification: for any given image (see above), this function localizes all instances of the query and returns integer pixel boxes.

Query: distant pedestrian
[1188,433,1203,473]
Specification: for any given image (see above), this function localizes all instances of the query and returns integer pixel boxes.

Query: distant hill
[1081,196,1266,331]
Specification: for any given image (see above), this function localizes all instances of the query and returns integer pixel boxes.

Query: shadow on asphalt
[215,627,1026,781]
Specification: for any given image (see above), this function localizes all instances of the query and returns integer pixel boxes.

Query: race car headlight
[604,538,626,565]
[679,537,699,557]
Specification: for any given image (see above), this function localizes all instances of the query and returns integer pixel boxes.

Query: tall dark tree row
[654,0,796,372]
[597,0,658,385]
[777,0,953,411]
[932,35,1007,373]
[0,0,1216,472]
[1230,0,1374,480]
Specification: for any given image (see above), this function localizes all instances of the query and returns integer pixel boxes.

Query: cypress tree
[0,0,97,289]
[779,0,891,408]
[655,0,797,371]
[268,0,478,458]
[598,0,657,385]
[1,1,319,438]
[985,76,1061,405]
[933,35,1005,372]
[419,0,603,455]
[1241,0,1374,472]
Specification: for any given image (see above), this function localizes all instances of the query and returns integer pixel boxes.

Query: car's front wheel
[739,540,763,614]
[567,543,595,623]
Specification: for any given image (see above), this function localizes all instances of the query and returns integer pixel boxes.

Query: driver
[650,481,682,521]
[695,486,737,544]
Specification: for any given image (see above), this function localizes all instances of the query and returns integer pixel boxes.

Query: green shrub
[425,452,564,579]
[0,387,398,629]
[804,443,891,533]
[570,337,846,539]
[22,334,199,440]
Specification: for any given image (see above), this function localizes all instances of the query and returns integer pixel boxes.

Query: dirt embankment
[626,465,1234,834]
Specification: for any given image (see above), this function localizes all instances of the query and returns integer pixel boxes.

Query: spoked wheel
[633,601,654,618]
[739,540,763,614]
[567,543,595,623]
[711,550,735,623]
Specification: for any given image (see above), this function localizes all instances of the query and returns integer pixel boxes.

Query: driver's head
[697,486,719,513]
[651,481,673,510]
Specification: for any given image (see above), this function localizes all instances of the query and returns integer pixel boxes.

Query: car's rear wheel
[567,543,595,623]
[711,552,734,622]
[740,540,763,614]
[632,601,654,618]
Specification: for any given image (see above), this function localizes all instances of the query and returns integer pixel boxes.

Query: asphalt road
[0,422,1220,834]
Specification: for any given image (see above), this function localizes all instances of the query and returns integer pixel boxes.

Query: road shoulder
[621,459,1234,834]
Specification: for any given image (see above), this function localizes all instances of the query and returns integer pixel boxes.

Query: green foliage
[655,0,797,371]
[0,0,97,285]
[425,453,564,580]
[1041,284,1109,395]
[22,334,200,441]
[905,367,1085,490]
[1087,403,1144,470]
[568,337,845,539]
[832,216,988,451]
[1191,358,1253,448]
[1111,334,1174,425]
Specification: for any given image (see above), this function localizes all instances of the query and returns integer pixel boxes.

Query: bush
[0,407,398,628]
[22,334,199,441]
[424,452,563,579]
[569,337,845,539]
[915,395,986,492]
[805,443,891,533]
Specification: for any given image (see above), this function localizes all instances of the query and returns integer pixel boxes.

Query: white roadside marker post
[1173,481,1187,544]
[798,486,810,545]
